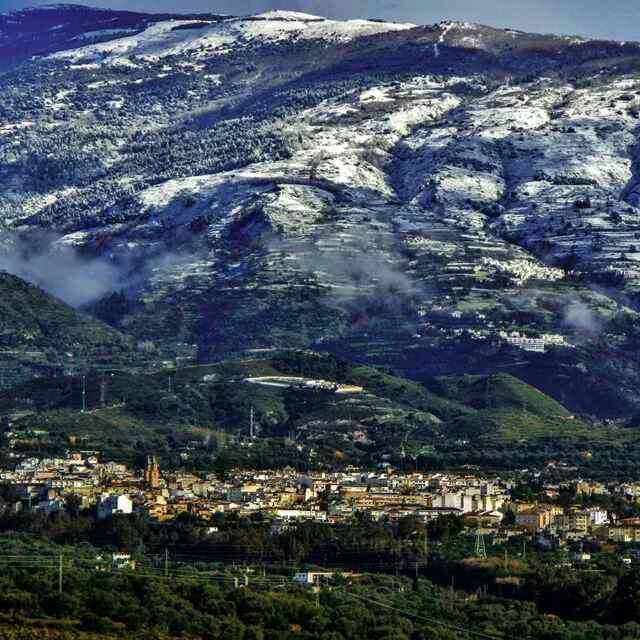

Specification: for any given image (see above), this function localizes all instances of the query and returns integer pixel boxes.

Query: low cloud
[312,251,418,298]
[0,233,122,307]
[269,231,419,300]
[0,231,197,308]
[563,300,601,335]
[266,233,422,337]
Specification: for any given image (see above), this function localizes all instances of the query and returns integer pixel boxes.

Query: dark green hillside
[2,350,632,473]
[0,272,129,353]
[348,366,474,421]
[0,272,137,389]
[426,373,584,442]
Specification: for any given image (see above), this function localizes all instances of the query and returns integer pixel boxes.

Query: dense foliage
[0,524,636,639]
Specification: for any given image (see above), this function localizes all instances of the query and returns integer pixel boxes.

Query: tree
[611,568,640,623]
[65,494,83,518]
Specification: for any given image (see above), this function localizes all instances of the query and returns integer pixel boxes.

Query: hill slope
[429,373,572,417]
[0,5,232,72]
[0,271,135,389]
[1,351,625,473]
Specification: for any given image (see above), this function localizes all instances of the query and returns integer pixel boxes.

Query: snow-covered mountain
[2,5,640,416]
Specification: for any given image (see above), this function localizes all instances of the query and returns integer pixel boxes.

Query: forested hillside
[0,272,136,389]
[1,351,635,477]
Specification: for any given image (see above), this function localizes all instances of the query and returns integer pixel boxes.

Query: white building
[97,494,133,520]
[440,492,462,509]
[461,494,475,513]
[294,571,338,586]
[111,552,135,569]
[499,331,570,353]
[586,507,609,526]
[272,509,327,522]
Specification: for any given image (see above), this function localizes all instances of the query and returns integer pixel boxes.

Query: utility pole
[100,377,107,408]
[424,531,428,564]
[58,555,63,595]
[164,548,169,577]
[522,539,527,561]
[81,375,87,413]
[250,406,255,439]
[504,548,508,571]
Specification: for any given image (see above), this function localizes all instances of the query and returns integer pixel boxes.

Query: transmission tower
[475,530,487,559]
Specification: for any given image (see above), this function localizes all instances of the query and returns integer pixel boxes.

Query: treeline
[2,561,640,640]
[0,497,458,560]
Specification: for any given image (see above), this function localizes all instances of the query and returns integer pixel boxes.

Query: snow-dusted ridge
[51,10,415,63]
[7,3,112,13]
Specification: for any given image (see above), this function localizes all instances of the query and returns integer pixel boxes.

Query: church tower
[144,456,161,489]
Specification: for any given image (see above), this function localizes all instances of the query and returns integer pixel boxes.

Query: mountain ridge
[2,5,640,417]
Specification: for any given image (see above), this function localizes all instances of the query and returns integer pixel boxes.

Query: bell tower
[144,456,161,489]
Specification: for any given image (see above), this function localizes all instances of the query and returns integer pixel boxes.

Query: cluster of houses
[0,453,511,523]
[3,452,640,556]
[498,331,571,353]
[510,479,640,547]
[416,303,572,353]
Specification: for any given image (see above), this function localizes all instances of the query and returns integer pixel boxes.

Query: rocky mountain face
[2,6,640,416]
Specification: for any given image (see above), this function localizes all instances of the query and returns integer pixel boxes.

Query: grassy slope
[429,373,571,418]
[426,372,593,442]
[348,366,474,421]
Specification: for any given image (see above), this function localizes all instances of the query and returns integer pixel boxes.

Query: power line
[475,529,487,559]
[338,589,529,640]
[0,559,61,566]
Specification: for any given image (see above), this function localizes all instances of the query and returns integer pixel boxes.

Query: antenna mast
[100,377,107,408]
